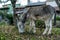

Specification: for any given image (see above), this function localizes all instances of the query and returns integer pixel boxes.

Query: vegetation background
[0,11,60,40]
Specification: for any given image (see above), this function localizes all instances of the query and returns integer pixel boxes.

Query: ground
[0,24,60,40]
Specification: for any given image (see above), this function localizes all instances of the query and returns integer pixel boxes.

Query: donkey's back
[27,5,55,21]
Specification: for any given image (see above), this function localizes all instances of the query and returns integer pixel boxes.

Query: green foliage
[52,28,60,35]
[30,37,37,40]
[0,11,4,19]
[0,10,13,25]
[0,32,6,40]
[6,14,13,25]
[35,20,45,28]
[0,21,6,25]
[26,20,45,28]
[0,11,3,14]
[56,16,60,21]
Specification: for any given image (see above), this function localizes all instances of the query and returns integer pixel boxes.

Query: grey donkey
[17,5,56,35]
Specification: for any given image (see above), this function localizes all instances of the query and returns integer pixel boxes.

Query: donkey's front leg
[32,20,36,33]
[43,20,49,35]
[48,20,52,35]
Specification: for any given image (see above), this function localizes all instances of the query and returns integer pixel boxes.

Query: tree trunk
[12,4,17,26]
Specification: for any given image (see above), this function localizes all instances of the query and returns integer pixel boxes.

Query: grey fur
[17,5,56,35]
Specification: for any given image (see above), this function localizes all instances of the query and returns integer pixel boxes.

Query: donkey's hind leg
[48,19,52,35]
[32,20,36,33]
[43,20,50,35]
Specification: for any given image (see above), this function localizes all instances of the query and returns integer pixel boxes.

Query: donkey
[17,5,56,35]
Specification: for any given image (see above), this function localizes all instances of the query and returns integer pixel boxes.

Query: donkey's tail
[54,9,56,25]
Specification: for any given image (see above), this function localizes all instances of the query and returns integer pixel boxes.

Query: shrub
[56,16,60,21]
[6,14,13,25]
[0,11,13,25]
[35,20,45,28]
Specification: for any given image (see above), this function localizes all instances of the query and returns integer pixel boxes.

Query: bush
[0,11,13,25]
[6,14,13,25]
[35,20,45,28]
[0,11,4,19]
[56,16,60,21]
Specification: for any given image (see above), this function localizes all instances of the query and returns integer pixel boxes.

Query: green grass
[52,28,60,35]
[0,24,60,40]
[0,19,60,40]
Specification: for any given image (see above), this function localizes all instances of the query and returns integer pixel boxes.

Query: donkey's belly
[31,14,51,21]
[38,15,50,20]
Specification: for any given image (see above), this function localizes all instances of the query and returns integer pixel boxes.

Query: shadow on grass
[20,32,38,36]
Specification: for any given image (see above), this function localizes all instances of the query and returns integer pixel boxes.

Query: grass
[0,18,60,40]
[0,24,60,40]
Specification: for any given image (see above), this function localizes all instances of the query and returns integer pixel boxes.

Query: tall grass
[0,24,60,40]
